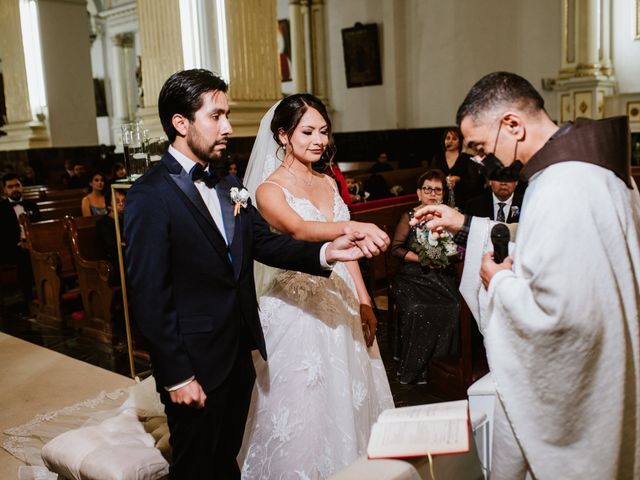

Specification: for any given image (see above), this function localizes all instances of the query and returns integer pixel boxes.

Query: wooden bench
[350,193,418,226]
[39,204,83,221]
[65,216,119,343]
[33,189,86,221]
[23,187,86,201]
[20,216,81,327]
[349,166,425,198]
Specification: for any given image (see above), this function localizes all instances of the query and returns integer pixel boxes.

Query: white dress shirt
[169,145,229,245]
[10,200,27,243]
[492,193,514,221]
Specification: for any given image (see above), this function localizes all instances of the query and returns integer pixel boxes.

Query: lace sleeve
[391,212,411,260]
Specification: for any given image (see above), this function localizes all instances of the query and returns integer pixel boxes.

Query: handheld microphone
[490,223,510,264]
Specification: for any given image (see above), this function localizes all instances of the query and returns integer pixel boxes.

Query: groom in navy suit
[124,70,382,478]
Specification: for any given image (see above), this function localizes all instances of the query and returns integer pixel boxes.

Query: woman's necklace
[281,163,314,186]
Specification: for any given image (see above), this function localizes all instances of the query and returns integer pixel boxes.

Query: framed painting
[341,23,382,88]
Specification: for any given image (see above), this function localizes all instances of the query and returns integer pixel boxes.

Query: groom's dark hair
[158,69,228,143]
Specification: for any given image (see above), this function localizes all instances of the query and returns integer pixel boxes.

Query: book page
[367,417,469,458]
[377,400,468,424]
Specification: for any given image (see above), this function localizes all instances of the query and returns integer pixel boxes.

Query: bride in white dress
[239,94,394,479]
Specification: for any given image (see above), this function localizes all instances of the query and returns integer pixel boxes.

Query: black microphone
[491,223,510,264]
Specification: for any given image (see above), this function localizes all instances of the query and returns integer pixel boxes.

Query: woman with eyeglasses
[390,169,461,385]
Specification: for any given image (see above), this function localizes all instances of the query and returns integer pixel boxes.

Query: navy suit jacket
[464,189,524,223]
[124,153,327,393]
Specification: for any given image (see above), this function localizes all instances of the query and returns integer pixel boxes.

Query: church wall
[324,0,562,133]
[611,0,640,93]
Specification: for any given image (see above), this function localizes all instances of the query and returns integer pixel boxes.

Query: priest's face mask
[461,114,522,180]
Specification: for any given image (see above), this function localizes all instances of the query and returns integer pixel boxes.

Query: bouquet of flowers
[412,221,460,268]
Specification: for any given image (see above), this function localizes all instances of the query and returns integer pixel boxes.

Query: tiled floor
[0,288,444,407]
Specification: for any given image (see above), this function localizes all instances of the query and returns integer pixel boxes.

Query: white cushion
[41,409,169,480]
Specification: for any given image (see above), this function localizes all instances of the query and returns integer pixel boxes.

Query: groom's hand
[325,231,369,262]
[169,379,207,408]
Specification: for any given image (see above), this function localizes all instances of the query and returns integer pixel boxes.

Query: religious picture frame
[341,23,382,88]
[278,19,292,82]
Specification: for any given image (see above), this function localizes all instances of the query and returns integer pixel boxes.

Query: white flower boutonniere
[510,205,520,220]
[230,187,250,216]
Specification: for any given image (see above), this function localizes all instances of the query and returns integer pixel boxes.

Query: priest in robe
[412,71,640,479]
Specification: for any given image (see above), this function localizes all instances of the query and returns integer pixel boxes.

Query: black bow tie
[189,163,219,188]
[9,200,23,206]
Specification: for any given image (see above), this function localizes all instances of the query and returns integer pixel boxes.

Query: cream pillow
[41,409,169,480]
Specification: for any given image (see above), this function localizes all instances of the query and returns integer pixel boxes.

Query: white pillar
[555,0,616,123]
[38,0,98,146]
[289,0,307,92]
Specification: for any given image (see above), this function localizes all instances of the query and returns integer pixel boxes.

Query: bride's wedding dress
[239,181,394,479]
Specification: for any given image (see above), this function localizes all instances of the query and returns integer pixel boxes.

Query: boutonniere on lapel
[510,205,520,220]
[230,187,250,216]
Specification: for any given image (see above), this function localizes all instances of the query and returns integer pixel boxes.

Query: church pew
[349,166,425,198]
[22,187,86,203]
[39,205,83,221]
[20,216,81,327]
[35,190,86,220]
[65,216,119,343]
[350,193,418,227]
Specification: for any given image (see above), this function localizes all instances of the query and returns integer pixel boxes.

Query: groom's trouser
[161,344,256,479]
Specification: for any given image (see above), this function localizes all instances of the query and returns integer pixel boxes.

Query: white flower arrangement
[413,218,460,268]
[230,187,250,216]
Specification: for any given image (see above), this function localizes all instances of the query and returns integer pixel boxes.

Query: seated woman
[81,171,108,216]
[391,169,460,385]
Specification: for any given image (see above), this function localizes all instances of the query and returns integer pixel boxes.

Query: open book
[367,400,469,459]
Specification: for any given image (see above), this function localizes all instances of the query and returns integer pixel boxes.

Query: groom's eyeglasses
[421,186,443,194]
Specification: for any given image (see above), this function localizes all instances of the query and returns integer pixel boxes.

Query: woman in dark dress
[391,169,460,384]
[430,127,484,210]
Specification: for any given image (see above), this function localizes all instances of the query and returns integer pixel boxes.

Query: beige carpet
[0,333,134,479]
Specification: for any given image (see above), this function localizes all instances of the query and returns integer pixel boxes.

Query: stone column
[38,0,98,146]
[224,0,282,136]
[289,0,307,92]
[555,0,616,122]
[111,32,137,126]
[0,0,49,149]
[309,0,329,103]
[136,0,184,137]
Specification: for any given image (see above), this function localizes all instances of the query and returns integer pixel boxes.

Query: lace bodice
[277,182,350,223]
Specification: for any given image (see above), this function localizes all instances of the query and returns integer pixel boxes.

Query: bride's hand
[360,304,377,347]
[345,222,390,257]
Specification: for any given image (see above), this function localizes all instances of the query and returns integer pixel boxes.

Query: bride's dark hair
[270,93,336,162]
